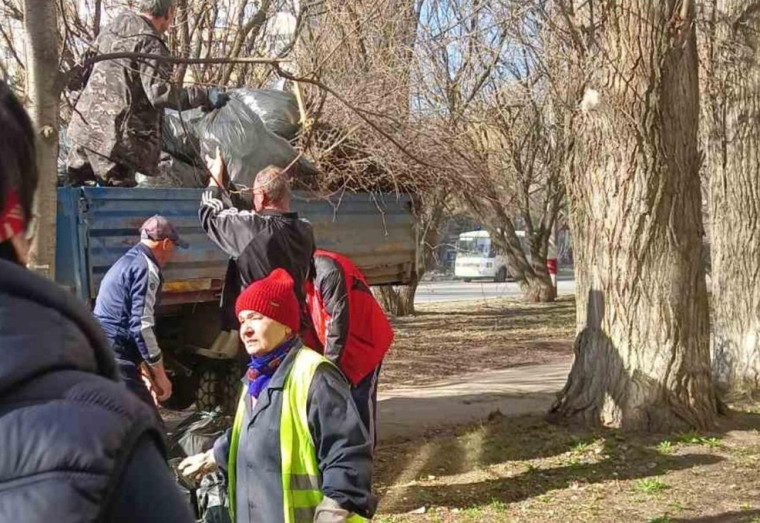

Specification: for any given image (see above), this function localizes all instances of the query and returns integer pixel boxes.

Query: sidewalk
[377,358,572,441]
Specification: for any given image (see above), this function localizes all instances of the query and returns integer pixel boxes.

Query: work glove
[179,449,218,482]
[205,88,230,111]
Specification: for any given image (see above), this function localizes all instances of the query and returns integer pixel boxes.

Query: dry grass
[373,408,760,523]
[375,296,760,523]
[381,296,576,390]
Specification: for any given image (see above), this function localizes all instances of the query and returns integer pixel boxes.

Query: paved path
[414,279,576,304]
[377,358,572,441]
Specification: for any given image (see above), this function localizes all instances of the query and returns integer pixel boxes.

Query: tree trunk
[520,272,556,303]
[549,1,716,431]
[173,0,191,85]
[375,271,419,317]
[23,0,60,279]
[706,0,760,399]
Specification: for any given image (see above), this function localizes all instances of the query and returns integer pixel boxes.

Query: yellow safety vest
[228,348,369,522]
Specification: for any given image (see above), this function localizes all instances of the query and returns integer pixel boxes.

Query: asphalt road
[414,277,576,304]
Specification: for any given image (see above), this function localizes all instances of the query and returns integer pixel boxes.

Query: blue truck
[56,186,416,410]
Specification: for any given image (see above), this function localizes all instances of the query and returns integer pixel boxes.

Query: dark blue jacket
[212,344,376,523]
[94,242,164,365]
[0,258,193,522]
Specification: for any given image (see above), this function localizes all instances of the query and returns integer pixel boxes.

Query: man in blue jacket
[94,214,187,408]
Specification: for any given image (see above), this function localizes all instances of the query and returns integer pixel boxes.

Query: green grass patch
[636,478,670,494]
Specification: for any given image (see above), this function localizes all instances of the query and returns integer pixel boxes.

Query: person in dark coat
[179,269,376,523]
[66,0,227,186]
[199,149,315,358]
[0,81,194,522]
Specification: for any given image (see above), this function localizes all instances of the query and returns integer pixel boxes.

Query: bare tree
[548,1,716,430]
[460,72,566,301]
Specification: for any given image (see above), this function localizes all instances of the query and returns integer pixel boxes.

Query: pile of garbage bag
[142,87,317,190]
[135,152,208,188]
[233,88,301,141]
[162,108,205,165]
[196,90,318,191]
[168,410,232,523]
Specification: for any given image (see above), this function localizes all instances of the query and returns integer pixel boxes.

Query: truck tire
[195,366,219,412]
[195,361,243,415]
[463,278,472,283]
[494,267,507,283]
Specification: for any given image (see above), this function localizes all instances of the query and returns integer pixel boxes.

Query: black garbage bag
[197,93,318,191]
[167,410,233,523]
[136,152,208,188]
[162,108,204,165]
[232,88,301,140]
[167,409,231,458]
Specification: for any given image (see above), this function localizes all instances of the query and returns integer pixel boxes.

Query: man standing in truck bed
[199,150,315,356]
[66,0,227,187]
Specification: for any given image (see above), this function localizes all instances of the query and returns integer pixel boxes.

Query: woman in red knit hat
[180,268,376,523]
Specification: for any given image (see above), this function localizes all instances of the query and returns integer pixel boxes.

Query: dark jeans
[351,365,381,450]
[116,360,162,425]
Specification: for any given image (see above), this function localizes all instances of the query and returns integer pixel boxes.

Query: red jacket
[306,250,394,385]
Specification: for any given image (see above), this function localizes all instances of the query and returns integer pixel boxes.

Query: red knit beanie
[235,268,300,333]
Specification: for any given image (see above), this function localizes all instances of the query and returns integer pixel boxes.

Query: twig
[80,52,289,68]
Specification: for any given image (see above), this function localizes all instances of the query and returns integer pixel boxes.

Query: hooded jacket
[0,258,193,522]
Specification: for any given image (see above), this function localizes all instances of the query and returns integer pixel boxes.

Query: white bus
[453,230,525,282]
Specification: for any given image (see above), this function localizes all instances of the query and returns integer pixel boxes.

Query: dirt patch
[373,407,760,523]
[381,296,575,391]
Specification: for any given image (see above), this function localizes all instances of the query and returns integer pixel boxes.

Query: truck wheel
[494,267,507,283]
[463,278,472,283]
[195,366,219,412]
[195,362,243,415]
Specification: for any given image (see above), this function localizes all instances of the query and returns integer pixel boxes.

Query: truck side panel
[56,187,416,303]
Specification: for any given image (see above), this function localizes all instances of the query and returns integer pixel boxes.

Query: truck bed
[56,187,416,305]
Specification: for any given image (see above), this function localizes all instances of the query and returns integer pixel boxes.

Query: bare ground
[380,296,576,391]
[374,297,760,523]
[374,407,760,523]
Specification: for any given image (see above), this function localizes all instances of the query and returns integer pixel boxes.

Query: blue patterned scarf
[246,338,299,398]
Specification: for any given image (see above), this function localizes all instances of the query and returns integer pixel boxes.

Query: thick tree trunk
[707,1,760,399]
[549,2,716,431]
[486,221,557,303]
[23,0,59,279]
[520,272,556,303]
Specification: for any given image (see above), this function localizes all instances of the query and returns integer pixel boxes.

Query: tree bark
[375,271,419,317]
[172,0,191,85]
[549,1,716,431]
[23,0,60,279]
[706,0,760,399]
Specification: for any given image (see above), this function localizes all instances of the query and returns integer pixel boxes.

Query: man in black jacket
[0,81,193,522]
[199,149,315,357]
